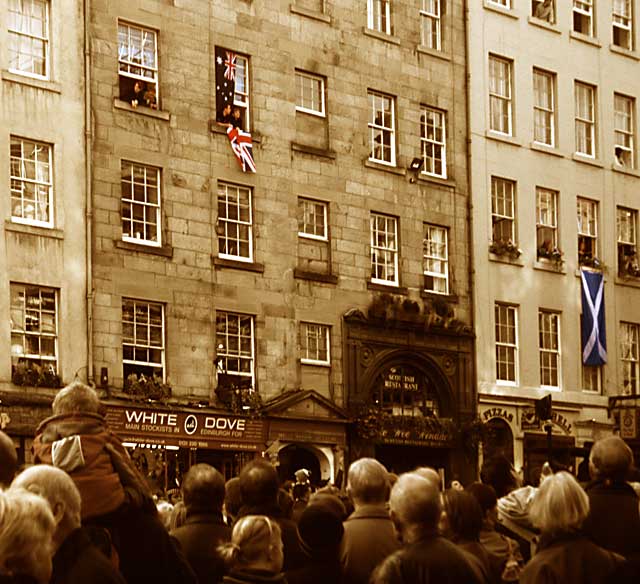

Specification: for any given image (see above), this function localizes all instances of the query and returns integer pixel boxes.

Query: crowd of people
[1,381,640,583]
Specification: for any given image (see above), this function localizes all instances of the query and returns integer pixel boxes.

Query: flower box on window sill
[537,246,564,264]
[12,363,61,389]
[215,377,263,415]
[619,261,640,279]
[489,240,522,260]
[579,256,604,270]
[114,99,171,121]
[124,373,171,401]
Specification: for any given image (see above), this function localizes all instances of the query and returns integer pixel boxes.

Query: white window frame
[10,137,53,228]
[423,224,449,295]
[577,197,598,264]
[533,69,556,147]
[613,0,633,50]
[298,198,328,241]
[621,322,640,395]
[8,0,50,79]
[617,206,638,275]
[495,303,518,385]
[234,54,250,130]
[295,71,325,117]
[491,177,516,245]
[370,212,399,286]
[421,107,447,178]
[532,0,556,23]
[420,0,441,51]
[368,0,391,34]
[217,182,253,262]
[121,161,161,246]
[536,187,559,256]
[573,0,594,36]
[575,82,596,157]
[488,0,511,8]
[117,21,159,102]
[368,91,396,166]
[122,299,165,382]
[300,322,331,366]
[582,364,602,393]
[614,93,635,168]
[10,283,58,374]
[216,311,255,390]
[489,55,513,136]
[539,310,561,389]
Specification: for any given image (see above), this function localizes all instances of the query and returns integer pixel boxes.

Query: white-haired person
[218,515,285,584]
[0,487,56,584]
[520,471,624,584]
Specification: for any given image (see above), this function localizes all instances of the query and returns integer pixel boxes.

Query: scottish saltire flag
[581,269,607,366]
[227,126,256,173]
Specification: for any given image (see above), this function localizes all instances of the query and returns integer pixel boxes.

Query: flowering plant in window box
[215,374,263,415]
[124,373,171,400]
[489,239,522,259]
[11,362,61,388]
[619,252,640,278]
[579,255,603,270]
[537,245,564,264]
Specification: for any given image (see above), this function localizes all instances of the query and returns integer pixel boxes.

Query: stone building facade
[88,0,474,485]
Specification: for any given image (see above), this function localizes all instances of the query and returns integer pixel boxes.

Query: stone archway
[277,443,332,486]
[483,418,515,463]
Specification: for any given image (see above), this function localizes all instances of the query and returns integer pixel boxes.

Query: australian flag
[227,126,256,173]
[215,46,237,123]
[581,269,607,366]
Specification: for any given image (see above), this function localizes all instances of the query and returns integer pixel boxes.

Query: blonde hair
[529,471,589,535]
[218,515,281,568]
[52,381,101,415]
[0,488,55,577]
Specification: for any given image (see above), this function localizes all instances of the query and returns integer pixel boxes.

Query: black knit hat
[297,503,344,556]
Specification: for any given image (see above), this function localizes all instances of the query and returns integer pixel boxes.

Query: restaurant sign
[104,405,267,451]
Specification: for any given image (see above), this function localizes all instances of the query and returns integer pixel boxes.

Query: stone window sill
[485,131,521,147]
[114,99,171,121]
[213,256,265,273]
[364,159,406,176]
[293,268,338,284]
[5,219,63,239]
[615,274,640,289]
[209,121,262,143]
[291,142,336,159]
[569,31,602,48]
[612,163,640,178]
[572,153,604,168]
[289,4,331,24]
[527,17,561,34]
[367,281,409,295]
[2,70,61,93]
[533,259,566,274]
[362,27,401,45]
[483,1,518,19]
[416,45,451,62]
[416,173,456,188]
[115,239,173,258]
[530,142,564,158]
[420,290,459,303]
[488,252,524,267]
[300,359,331,368]
[609,44,640,61]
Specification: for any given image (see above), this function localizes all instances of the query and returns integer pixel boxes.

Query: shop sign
[520,408,572,434]
[383,368,421,392]
[377,428,453,447]
[620,410,638,439]
[269,420,345,446]
[482,408,513,424]
[104,405,267,451]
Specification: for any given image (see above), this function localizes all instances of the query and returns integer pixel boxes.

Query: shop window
[121,161,161,246]
[122,299,165,385]
[8,0,49,78]
[118,21,158,109]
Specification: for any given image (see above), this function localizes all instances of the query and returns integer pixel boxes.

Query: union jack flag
[227,126,256,173]
[224,51,237,81]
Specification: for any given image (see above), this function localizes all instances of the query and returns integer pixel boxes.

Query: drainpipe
[84,0,94,385]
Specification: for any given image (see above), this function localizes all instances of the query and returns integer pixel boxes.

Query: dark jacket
[51,527,126,584]
[457,540,496,584]
[339,503,399,584]
[583,479,640,559]
[171,511,231,584]
[222,569,287,584]
[520,532,624,584]
[372,534,483,584]
[237,504,304,571]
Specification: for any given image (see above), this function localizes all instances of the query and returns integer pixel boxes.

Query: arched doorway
[277,444,325,486]
[483,418,515,463]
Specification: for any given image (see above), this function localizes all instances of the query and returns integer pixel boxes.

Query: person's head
[308,492,347,520]
[347,458,390,506]
[182,463,225,514]
[389,472,441,544]
[134,80,146,93]
[297,503,344,558]
[12,464,82,551]
[224,476,243,521]
[529,471,589,536]
[239,459,279,509]
[466,482,498,526]
[232,107,241,119]
[441,489,483,543]
[52,381,101,415]
[412,467,441,490]
[0,431,17,487]
[292,481,311,502]
[480,455,520,497]
[0,487,56,584]
[590,436,634,482]
[218,515,283,574]
[222,103,232,117]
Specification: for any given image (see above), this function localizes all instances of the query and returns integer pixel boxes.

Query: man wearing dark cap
[583,435,640,559]
[171,464,231,584]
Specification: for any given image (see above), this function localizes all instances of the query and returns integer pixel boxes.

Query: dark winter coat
[339,503,399,584]
[222,569,287,584]
[583,479,640,559]
[171,511,231,584]
[371,533,483,584]
[50,527,126,584]
[520,532,624,584]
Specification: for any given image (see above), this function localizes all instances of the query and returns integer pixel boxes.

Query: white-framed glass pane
[536,188,558,255]
[296,71,325,116]
[233,54,250,130]
[10,137,53,227]
[216,311,255,388]
[621,322,639,395]
[575,82,596,157]
[368,91,396,165]
[8,0,49,78]
[489,55,512,135]
[614,94,635,168]
[577,197,598,264]
[613,0,633,49]
[298,198,328,240]
[617,207,639,276]
[217,182,253,261]
[420,0,441,50]
[421,107,447,178]
[370,212,398,285]
[573,0,593,36]
[539,310,560,387]
[117,21,159,107]
[368,0,391,34]
[491,177,516,243]
[533,69,555,146]
[532,0,555,23]
[423,224,448,294]
[122,299,165,382]
[495,304,518,383]
[300,322,330,364]
[121,161,161,245]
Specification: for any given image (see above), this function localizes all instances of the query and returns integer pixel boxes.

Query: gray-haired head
[52,381,101,415]
[389,472,441,542]
[590,436,634,482]
[347,458,390,505]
